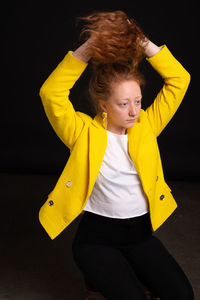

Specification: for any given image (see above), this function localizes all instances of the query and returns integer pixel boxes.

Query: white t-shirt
[83,130,149,218]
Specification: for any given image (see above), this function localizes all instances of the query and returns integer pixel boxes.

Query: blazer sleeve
[145,45,191,137]
[39,51,88,150]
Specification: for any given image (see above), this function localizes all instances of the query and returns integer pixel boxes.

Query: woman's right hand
[72,38,93,63]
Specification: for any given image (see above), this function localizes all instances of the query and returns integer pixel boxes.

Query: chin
[126,121,136,127]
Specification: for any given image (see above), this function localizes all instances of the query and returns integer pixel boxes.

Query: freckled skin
[99,80,142,135]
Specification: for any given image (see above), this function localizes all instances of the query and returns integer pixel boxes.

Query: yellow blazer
[39,45,190,240]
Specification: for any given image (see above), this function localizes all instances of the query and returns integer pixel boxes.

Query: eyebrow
[120,96,142,101]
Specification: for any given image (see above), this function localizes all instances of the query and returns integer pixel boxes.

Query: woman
[39,11,194,300]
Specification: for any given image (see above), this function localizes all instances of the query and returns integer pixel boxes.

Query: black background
[0,3,199,299]
[2,3,198,180]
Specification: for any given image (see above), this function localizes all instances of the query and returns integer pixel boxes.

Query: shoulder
[76,111,93,123]
[139,108,148,122]
[139,109,156,135]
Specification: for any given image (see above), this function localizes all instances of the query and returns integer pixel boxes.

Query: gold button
[66,181,72,187]
[160,194,165,200]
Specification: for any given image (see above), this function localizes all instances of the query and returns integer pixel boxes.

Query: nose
[129,103,137,117]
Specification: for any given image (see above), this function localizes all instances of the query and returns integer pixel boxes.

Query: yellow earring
[102,112,107,130]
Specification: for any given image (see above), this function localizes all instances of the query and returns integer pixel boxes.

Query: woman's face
[99,80,142,135]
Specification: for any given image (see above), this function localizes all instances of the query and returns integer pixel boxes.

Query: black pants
[72,211,194,300]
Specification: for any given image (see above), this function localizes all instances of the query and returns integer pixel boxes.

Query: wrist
[143,40,162,58]
[72,39,93,63]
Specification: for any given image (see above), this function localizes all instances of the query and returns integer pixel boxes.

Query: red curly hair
[77,10,147,113]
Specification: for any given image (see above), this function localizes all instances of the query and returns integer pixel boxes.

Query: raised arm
[143,40,191,137]
[39,40,92,150]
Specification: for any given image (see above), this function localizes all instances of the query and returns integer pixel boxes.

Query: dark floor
[0,173,199,299]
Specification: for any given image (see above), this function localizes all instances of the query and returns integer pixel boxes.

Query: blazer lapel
[127,113,142,174]
[87,113,107,200]
[127,109,158,193]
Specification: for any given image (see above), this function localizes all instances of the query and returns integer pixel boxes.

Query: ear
[98,100,108,113]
